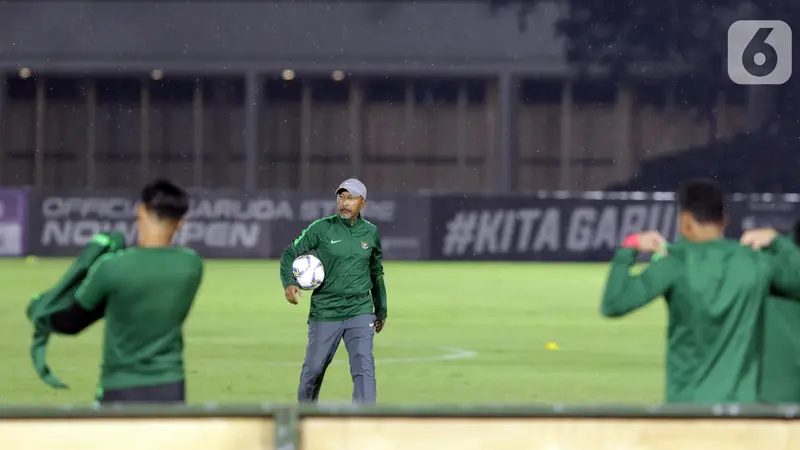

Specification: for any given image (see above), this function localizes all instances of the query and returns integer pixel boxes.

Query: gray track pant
[298,313,376,404]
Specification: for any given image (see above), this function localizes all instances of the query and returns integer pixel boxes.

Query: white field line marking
[189,337,479,366]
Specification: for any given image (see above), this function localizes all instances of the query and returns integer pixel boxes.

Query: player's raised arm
[50,254,116,335]
[370,229,387,331]
[601,231,680,318]
[744,228,800,299]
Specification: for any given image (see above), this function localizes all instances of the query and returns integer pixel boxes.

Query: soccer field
[0,258,666,405]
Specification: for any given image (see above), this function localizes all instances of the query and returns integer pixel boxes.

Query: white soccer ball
[292,254,325,290]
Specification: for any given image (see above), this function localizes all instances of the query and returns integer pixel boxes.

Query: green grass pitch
[0,258,666,405]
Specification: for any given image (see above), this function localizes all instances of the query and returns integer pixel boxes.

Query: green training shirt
[760,233,800,403]
[280,214,387,322]
[75,246,204,391]
[601,235,800,404]
[761,291,800,402]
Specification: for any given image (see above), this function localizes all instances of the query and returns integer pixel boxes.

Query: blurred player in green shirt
[760,219,800,403]
[49,179,204,405]
[601,179,800,403]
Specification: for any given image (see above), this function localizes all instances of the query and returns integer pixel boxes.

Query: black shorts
[99,380,185,405]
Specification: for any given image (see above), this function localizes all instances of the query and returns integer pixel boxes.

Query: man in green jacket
[279,178,387,404]
[760,219,800,403]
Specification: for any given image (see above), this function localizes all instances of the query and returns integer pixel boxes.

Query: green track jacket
[280,214,387,321]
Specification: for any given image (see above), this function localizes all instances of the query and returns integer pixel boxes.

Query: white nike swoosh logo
[369,323,374,327]
[330,240,342,244]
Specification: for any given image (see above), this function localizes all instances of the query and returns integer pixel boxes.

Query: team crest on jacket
[361,241,369,249]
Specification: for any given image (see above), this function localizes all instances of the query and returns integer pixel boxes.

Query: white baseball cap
[335,178,367,200]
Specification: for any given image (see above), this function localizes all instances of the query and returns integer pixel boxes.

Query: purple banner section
[0,188,28,256]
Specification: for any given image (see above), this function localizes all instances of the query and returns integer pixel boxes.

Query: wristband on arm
[621,233,639,249]
[651,243,670,262]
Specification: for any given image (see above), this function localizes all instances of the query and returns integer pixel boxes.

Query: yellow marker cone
[546,341,559,351]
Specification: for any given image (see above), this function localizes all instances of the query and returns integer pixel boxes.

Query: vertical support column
[192,78,204,187]
[496,72,518,193]
[559,80,573,191]
[299,81,313,190]
[243,71,260,192]
[456,80,469,183]
[34,76,46,188]
[273,406,299,450]
[139,78,151,184]
[86,79,97,188]
[615,83,634,183]
[348,80,364,177]
[664,83,676,153]
[715,89,728,139]
[403,80,416,173]
[484,78,498,192]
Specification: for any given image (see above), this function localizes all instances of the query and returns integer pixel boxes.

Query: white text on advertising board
[41,197,397,222]
[41,220,260,249]
[39,196,398,248]
[441,204,677,256]
[40,197,269,248]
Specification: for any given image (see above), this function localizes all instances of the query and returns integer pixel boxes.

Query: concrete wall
[1,418,275,450]
[3,416,800,450]
[302,417,800,450]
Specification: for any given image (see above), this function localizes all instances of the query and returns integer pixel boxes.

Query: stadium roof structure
[0,1,686,78]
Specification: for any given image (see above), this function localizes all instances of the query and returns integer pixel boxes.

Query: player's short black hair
[140,179,189,221]
[677,178,725,224]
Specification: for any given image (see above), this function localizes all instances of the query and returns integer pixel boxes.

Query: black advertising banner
[24,189,800,261]
[267,192,429,261]
[726,195,800,237]
[428,194,800,261]
[428,196,681,261]
[26,189,429,260]
[27,189,274,258]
